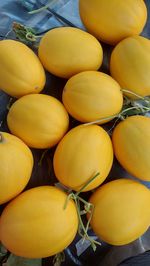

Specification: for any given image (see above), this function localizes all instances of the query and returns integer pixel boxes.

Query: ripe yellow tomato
[0,132,33,204]
[89,179,150,245]
[110,36,150,98]
[63,71,123,123]
[0,186,78,258]
[0,40,45,98]
[38,27,103,78]
[7,94,69,149]
[54,125,113,191]
[112,115,150,181]
[79,0,147,45]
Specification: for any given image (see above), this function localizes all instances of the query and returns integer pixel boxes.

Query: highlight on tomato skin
[79,0,147,45]
[88,178,150,246]
[0,186,78,259]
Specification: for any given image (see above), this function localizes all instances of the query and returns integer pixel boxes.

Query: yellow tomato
[7,94,69,149]
[62,71,123,123]
[53,125,113,191]
[0,132,33,204]
[89,179,150,245]
[38,27,103,78]
[0,186,78,258]
[79,0,147,45]
[112,115,150,181]
[0,40,45,98]
[110,36,150,98]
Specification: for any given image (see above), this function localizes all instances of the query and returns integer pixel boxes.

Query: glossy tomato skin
[112,115,150,181]
[7,94,69,149]
[54,125,113,191]
[63,71,123,123]
[0,132,33,204]
[89,179,150,245]
[79,0,147,45]
[38,27,103,79]
[0,186,78,258]
[110,36,150,98]
[0,40,45,98]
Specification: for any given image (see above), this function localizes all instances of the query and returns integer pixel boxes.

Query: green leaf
[5,254,42,266]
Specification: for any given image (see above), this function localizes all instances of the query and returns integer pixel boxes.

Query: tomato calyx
[12,8,77,46]
[12,22,41,47]
[64,172,101,251]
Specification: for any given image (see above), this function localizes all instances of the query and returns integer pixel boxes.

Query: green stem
[73,196,88,238]
[122,89,150,103]
[6,97,13,110]
[80,210,88,215]
[76,201,98,248]
[118,115,125,121]
[83,114,117,126]
[85,205,94,234]
[84,105,150,126]
[75,172,100,196]
[38,149,49,166]
[29,0,57,14]
[64,193,73,210]
[25,32,38,41]
[76,196,92,208]
[107,117,120,134]
[34,35,43,38]
[121,106,150,114]
[63,172,101,251]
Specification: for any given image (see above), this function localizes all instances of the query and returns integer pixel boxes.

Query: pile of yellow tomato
[0,0,150,260]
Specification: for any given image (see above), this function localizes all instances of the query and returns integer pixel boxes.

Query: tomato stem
[75,172,100,196]
[6,98,13,111]
[28,0,77,28]
[74,195,99,249]
[85,204,94,233]
[84,104,150,126]
[64,172,101,251]
[38,149,49,166]
[83,114,117,126]
[122,89,150,103]
[28,0,57,14]
[76,196,91,207]
[83,90,150,127]
[12,22,42,45]
[63,193,73,210]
